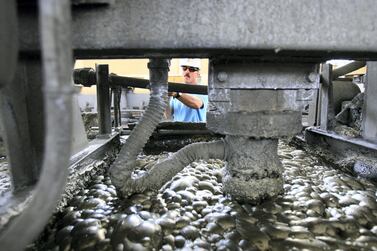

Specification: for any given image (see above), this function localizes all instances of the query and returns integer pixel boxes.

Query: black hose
[109,59,225,197]
[123,140,225,196]
[110,59,170,194]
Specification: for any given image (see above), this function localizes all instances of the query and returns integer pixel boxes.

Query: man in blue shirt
[169,59,208,122]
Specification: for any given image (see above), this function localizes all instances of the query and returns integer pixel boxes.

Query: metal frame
[319,64,335,130]
[0,1,74,250]
[0,60,41,190]
[2,0,377,249]
[74,67,208,94]
[96,64,112,136]
[112,86,122,128]
[362,62,377,142]
[18,0,377,59]
[303,61,377,179]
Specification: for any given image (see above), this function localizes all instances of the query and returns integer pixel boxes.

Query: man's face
[182,66,200,84]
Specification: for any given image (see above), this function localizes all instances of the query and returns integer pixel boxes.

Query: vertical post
[0,60,41,190]
[361,62,377,142]
[96,64,111,136]
[112,86,122,128]
[118,91,122,127]
[320,64,335,130]
[307,90,319,126]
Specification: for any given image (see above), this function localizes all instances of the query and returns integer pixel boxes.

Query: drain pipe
[110,59,226,197]
[110,58,171,194]
[114,140,225,197]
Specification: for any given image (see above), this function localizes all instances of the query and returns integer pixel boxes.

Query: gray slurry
[29,142,377,250]
[0,161,11,196]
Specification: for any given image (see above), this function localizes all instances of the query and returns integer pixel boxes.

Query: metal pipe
[0,0,74,249]
[96,64,112,135]
[332,61,366,79]
[73,68,208,95]
[120,140,225,196]
[110,75,208,95]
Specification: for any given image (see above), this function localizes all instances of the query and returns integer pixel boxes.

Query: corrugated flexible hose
[110,59,225,197]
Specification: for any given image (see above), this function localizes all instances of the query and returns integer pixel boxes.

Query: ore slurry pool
[37,142,377,251]
[0,162,11,196]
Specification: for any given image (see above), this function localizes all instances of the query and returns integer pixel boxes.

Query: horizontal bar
[156,122,207,130]
[155,129,214,136]
[110,75,208,95]
[209,61,319,89]
[73,68,208,94]
[305,127,377,151]
[19,0,377,59]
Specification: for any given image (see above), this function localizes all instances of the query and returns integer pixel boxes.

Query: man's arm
[169,92,203,109]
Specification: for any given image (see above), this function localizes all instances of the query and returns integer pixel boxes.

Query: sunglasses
[182,66,199,72]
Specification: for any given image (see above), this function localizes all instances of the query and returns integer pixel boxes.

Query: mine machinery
[0,0,377,250]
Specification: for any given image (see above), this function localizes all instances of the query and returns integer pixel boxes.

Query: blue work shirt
[170,94,208,122]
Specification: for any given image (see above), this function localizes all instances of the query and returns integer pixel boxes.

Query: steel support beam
[110,75,208,95]
[304,128,377,179]
[307,90,319,127]
[362,62,377,142]
[73,68,208,94]
[208,60,316,138]
[319,64,335,130]
[112,86,121,128]
[0,0,74,249]
[96,64,112,136]
[18,0,377,59]
[0,62,37,189]
[0,59,45,190]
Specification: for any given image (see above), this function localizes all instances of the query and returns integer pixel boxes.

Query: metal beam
[19,0,377,59]
[112,86,121,128]
[319,64,335,130]
[111,75,208,95]
[0,61,39,190]
[73,68,208,94]
[307,90,319,127]
[304,128,377,179]
[362,62,377,142]
[209,61,319,89]
[96,64,112,136]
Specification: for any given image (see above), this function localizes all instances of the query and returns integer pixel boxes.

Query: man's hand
[168,92,176,97]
